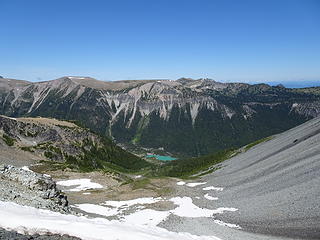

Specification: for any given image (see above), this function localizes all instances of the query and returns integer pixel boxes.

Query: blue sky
[0,0,319,84]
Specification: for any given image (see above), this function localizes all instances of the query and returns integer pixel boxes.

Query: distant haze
[263,80,320,88]
[1,75,319,88]
[224,80,320,88]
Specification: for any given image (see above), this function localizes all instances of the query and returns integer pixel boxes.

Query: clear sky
[0,0,319,84]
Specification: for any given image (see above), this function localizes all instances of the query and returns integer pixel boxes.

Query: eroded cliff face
[1,76,319,156]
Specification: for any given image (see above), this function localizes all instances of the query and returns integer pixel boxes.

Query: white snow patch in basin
[204,194,218,201]
[76,197,239,230]
[170,197,238,218]
[82,192,91,195]
[56,179,103,192]
[21,166,32,172]
[75,197,240,230]
[176,181,186,186]
[0,201,221,240]
[75,204,120,217]
[203,186,224,191]
[186,182,207,187]
[214,219,242,229]
[75,198,163,218]
[122,209,171,227]
[103,197,162,209]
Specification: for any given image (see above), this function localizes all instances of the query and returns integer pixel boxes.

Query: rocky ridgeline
[0,115,96,162]
[1,76,320,156]
[0,165,71,213]
[0,227,81,240]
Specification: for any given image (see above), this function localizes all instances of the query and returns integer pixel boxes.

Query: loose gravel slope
[166,116,320,240]
[201,116,320,239]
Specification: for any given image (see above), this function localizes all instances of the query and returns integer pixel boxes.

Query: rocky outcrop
[0,228,81,240]
[0,165,70,213]
[290,101,320,118]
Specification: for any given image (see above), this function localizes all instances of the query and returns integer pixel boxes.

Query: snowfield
[0,173,241,239]
[0,201,221,240]
[75,196,238,230]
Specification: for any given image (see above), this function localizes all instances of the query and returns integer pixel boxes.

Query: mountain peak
[66,76,93,80]
[176,77,218,84]
[176,77,195,84]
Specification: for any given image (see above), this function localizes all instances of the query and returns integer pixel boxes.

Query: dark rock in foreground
[0,165,70,213]
[0,227,80,240]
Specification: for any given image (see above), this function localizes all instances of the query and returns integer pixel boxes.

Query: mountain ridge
[1,76,320,156]
[0,115,149,172]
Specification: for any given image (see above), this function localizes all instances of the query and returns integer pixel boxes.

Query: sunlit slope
[200,116,320,239]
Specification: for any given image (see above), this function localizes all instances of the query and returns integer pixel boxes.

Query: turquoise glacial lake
[146,154,177,161]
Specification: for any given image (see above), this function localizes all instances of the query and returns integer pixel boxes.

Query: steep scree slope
[181,116,320,239]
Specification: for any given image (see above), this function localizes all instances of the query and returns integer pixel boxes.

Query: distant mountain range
[1,76,320,156]
[258,80,320,88]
